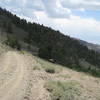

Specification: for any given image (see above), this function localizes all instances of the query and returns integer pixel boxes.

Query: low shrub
[44,81,83,100]
[35,57,62,73]
[45,68,55,74]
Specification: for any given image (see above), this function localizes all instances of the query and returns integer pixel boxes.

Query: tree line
[1,7,100,76]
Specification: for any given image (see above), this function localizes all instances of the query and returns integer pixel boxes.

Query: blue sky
[0,0,100,44]
[73,10,100,21]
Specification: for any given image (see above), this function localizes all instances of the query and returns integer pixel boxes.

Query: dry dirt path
[0,51,50,100]
[0,51,33,100]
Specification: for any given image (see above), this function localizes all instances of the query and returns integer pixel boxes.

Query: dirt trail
[1,51,100,100]
[0,51,33,100]
[0,51,51,100]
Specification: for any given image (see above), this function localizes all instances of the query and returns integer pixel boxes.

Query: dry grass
[35,57,63,74]
[35,56,100,100]
[44,80,93,100]
[0,43,12,54]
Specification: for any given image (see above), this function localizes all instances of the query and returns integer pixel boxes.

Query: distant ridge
[79,40,100,53]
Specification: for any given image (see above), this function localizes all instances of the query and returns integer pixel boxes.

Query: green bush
[45,68,55,74]
[45,81,84,100]
[5,35,21,50]
[35,57,62,73]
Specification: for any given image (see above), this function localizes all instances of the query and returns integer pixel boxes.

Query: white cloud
[24,0,44,11]
[61,0,100,10]
[79,8,85,12]
[0,0,72,18]
[33,11,100,44]
[5,0,12,2]
[42,0,71,18]
[1,0,100,19]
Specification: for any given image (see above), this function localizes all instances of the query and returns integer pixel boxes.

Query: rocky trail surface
[0,50,52,100]
[0,51,48,100]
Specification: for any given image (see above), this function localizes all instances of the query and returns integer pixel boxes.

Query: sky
[0,0,100,44]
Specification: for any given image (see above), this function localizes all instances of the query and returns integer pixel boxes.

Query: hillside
[0,7,100,76]
[79,40,100,53]
[0,7,100,99]
[0,43,100,100]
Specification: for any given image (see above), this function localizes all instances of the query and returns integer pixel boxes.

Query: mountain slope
[0,7,100,75]
[0,47,100,100]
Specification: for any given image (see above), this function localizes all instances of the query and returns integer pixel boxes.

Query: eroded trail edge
[0,51,34,100]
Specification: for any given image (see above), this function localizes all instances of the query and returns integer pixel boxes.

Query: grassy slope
[34,56,100,100]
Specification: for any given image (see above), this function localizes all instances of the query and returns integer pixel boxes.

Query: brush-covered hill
[0,7,100,77]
